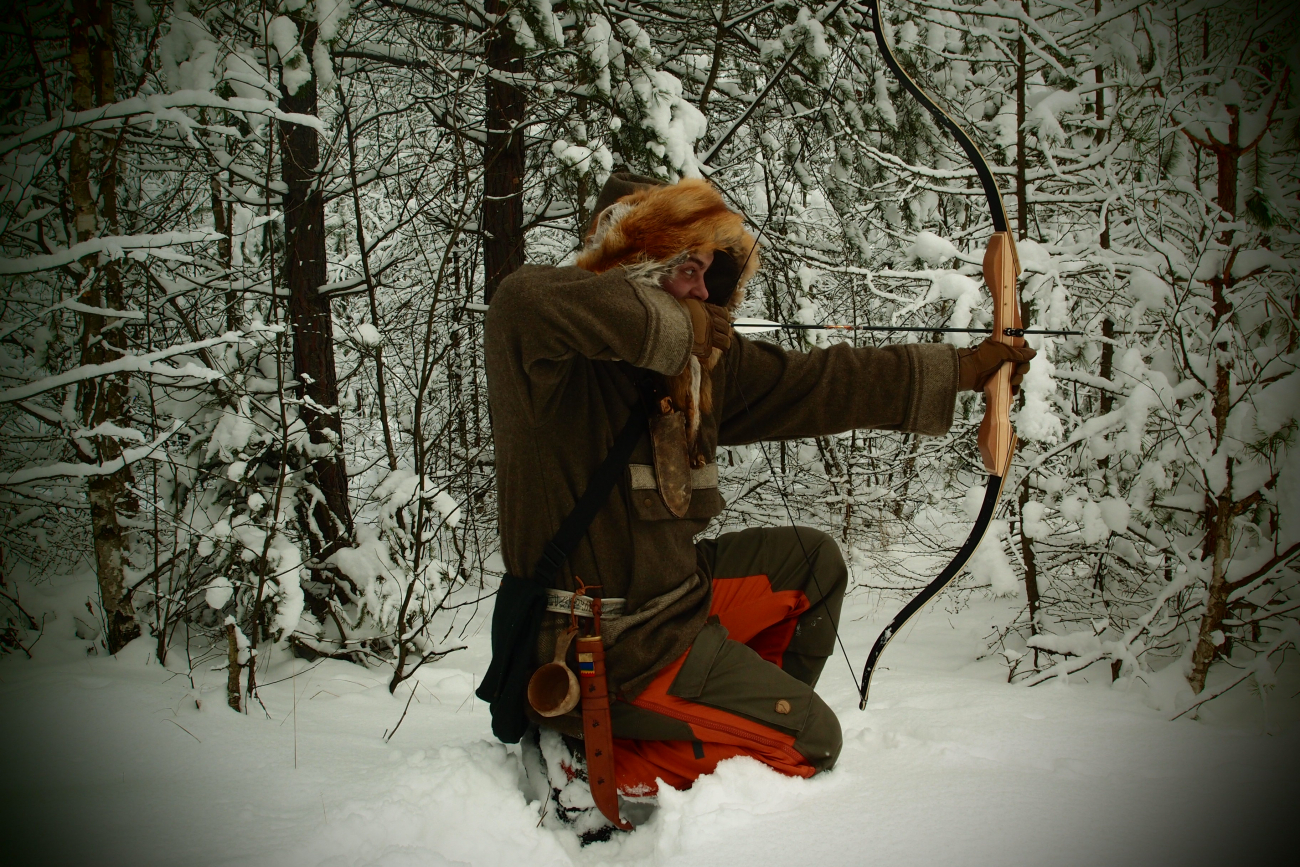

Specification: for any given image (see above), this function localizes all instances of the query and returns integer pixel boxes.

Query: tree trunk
[70,0,140,654]
[279,16,352,559]
[1187,108,1241,694]
[482,0,526,304]
[1095,1,1109,246]
[1016,0,1030,240]
[226,621,243,712]
[1094,0,1105,148]
[209,168,240,331]
[1190,474,1234,694]
[1018,477,1040,668]
[698,0,731,112]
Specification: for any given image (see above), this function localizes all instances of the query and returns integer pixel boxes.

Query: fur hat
[578,175,760,454]
[578,175,759,312]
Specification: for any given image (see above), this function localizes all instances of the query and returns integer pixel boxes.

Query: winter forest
[1,0,1296,863]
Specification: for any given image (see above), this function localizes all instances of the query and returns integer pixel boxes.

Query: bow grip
[977,232,1023,476]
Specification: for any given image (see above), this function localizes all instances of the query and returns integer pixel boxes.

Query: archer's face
[660,249,714,301]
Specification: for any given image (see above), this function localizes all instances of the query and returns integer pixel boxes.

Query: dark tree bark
[1015,0,1030,240]
[278,17,352,555]
[482,0,526,303]
[226,622,243,712]
[70,0,140,654]
[698,0,731,112]
[1018,478,1039,657]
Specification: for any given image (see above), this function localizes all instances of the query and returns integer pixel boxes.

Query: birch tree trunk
[70,0,140,654]
[1185,82,1286,693]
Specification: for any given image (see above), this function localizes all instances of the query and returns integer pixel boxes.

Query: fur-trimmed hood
[576,177,759,313]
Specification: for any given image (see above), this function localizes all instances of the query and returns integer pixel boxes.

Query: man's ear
[705,249,739,307]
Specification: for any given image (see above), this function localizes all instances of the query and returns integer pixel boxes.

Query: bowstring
[717,6,868,688]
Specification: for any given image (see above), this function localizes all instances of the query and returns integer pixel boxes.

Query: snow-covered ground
[3,571,1296,867]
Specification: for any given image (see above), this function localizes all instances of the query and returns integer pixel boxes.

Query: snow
[1026,630,1103,657]
[618,68,708,177]
[1022,500,1050,539]
[206,575,234,609]
[1098,497,1131,535]
[0,229,224,275]
[270,16,312,96]
[434,490,462,528]
[1014,239,1052,274]
[2,579,1294,866]
[874,71,897,127]
[929,272,981,347]
[0,90,323,160]
[313,39,336,92]
[1231,248,1291,278]
[316,0,354,43]
[1026,88,1081,144]
[552,139,614,175]
[0,421,182,487]
[905,231,958,265]
[1016,348,1062,443]
[354,323,383,346]
[1127,268,1171,319]
[207,405,259,459]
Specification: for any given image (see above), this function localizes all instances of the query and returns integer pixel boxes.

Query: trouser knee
[795,691,842,774]
[811,528,848,598]
[789,526,847,601]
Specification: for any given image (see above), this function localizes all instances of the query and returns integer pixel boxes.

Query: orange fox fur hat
[575,176,759,455]
[576,177,759,311]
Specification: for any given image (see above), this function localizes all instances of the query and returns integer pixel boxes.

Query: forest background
[0,0,1297,840]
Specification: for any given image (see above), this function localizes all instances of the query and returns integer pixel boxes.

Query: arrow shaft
[736,323,1083,336]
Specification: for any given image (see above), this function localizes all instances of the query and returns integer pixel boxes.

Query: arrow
[731,318,1084,337]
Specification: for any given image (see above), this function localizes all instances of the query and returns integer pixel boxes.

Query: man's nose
[688,278,708,300]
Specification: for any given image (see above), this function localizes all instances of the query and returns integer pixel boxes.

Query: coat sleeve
[716,334,959,444]
[488,264,691,374]
[485,264,693,424]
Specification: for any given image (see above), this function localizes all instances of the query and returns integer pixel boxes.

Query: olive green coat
[484,262,958,698]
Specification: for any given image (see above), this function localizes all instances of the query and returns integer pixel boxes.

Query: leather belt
[544,588,626,619]
[628,462,718,490]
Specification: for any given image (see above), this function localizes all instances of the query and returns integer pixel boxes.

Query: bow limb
[858,0,1023,709]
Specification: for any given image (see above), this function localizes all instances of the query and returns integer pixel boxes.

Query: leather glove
[682,299,732,359]
[957,339,1036,393]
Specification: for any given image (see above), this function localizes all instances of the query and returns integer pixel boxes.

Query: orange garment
[613,574,812,794]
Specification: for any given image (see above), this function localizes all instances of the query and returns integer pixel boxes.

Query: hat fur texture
[577,178,759,314]
[577,178,760,453]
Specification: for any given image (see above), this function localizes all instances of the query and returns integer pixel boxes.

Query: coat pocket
[667,621,813,735]
[628,462,724,522]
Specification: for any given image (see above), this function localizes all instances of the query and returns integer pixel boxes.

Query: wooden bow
[857,0,1024,708]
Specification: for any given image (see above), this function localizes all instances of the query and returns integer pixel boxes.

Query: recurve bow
[857,0,1024,708]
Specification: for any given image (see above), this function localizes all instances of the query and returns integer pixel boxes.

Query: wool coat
[484,262,960,700]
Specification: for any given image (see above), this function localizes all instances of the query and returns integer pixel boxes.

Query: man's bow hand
[683,299,732,360]
[958,339,1036,393]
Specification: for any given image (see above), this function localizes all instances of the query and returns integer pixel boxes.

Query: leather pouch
[649,409,692,517]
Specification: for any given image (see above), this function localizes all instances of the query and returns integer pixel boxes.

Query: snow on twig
[0,420,183,487]
[0,229,224,275]
[0,90,324,159]
[0,329,276,404]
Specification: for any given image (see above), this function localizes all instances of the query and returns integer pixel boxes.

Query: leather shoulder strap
[532,402,648,586]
